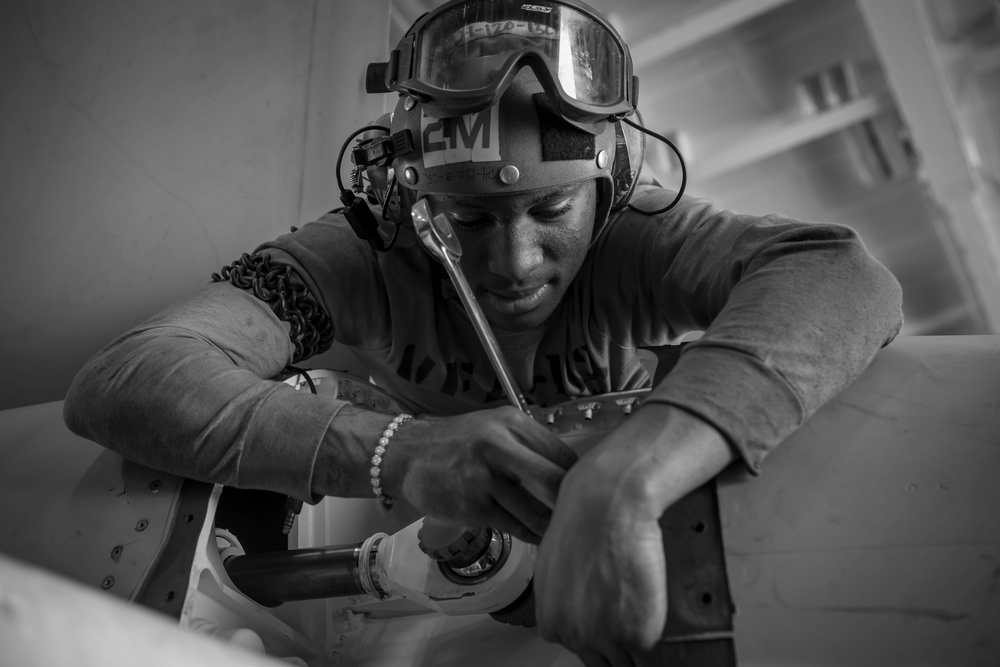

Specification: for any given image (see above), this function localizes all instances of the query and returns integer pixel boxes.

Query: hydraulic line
[225,543,370,607]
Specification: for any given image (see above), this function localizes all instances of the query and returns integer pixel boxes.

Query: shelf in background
[691,94,887,181]
[972,41,1000,76]
[629,0,801,67]
[942,41,1000,91]
[925,4,1000,92]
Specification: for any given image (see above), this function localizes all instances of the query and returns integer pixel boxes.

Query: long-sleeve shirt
[63,183,904,501]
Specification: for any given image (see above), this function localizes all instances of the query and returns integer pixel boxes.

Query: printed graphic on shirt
[421,106,501,168]
[392,341,610,405]
[394,343,506,403]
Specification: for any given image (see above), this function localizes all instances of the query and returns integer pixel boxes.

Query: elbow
[848,241,905,348]
[62,353,109,442]
[864,246,904,338]
[62,333,144,445]
[882,269,905,345]
[62,373,81,435]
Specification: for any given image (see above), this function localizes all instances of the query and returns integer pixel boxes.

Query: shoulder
[614,183,862,244]
[593,186,721,259]
[258,211,374,268]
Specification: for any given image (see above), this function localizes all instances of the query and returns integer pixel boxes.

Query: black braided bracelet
[211,252,334,363]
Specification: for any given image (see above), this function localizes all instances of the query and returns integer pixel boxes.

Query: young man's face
[426,179,597,334]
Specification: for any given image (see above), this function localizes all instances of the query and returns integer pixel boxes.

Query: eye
[532,202,573,222]
[445,212,490,231]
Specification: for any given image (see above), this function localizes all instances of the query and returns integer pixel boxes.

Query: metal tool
[411,198,529,413]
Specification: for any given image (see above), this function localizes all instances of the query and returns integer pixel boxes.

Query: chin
[480,285,564,335]
[487,309,553,336]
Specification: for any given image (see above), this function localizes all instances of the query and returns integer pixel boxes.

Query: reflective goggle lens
[413,0,625,109]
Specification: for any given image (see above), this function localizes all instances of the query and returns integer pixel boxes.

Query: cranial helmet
[377,68,644,234]
[344,0,651,250]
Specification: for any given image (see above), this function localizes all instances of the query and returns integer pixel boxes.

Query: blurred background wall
[2,0,999,411]
[0,0,388,410]
[584,0,1000,338]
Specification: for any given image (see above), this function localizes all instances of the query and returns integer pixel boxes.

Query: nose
[486,219,544,283]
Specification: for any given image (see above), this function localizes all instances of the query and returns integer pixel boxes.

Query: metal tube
[224,544,365,607]
[438,251,528,411]
[411,198,529,412]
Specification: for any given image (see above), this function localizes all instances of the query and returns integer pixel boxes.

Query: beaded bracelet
[370,413,413,508]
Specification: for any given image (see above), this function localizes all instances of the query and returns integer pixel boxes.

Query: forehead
[426,182,586,210]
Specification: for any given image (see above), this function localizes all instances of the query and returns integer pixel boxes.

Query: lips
[480,283,550,316]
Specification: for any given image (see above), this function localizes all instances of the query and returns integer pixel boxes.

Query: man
[64,1,903,664]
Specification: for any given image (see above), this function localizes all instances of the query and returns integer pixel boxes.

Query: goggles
[367,0,637,128]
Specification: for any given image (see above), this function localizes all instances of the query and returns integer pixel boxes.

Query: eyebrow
[435,183,580,209]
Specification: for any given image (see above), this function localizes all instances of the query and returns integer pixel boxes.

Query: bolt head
[499,165,520,185]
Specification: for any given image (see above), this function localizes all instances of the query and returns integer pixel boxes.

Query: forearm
[310,405,406,500]
[645,208,904,472]
[560,403,735,520]
[63,282,387,501]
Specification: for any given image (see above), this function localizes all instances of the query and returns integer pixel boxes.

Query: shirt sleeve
[62,216,390,502]
[616,186,904,473]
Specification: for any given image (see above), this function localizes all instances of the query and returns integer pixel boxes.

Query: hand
[535,455,667,666]
[384,406,578,544]
[534,404,735,665]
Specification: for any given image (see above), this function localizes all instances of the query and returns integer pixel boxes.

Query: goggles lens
[413,1,626,111]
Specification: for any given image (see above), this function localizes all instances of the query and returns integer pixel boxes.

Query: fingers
[577,650,614,667]
[519,475,558,511]
[554,637,643,667]
[491,476,553,542]
[484,502,544,544]
[479,414,576,508]
[536,432,578,470]
[605,647,640,667]
[481,441,567,508]
[402,409,578,538]
[496,406,578,470]
[577,649,639,667]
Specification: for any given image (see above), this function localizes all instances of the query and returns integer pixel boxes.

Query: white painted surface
[720,334,1000,666]
[292,336,1000,666]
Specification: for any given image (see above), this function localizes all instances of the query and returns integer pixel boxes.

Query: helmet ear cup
[610,112,646,211]
[393,183,418,226]
[357,113,404,223]
[366,161,403,223]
